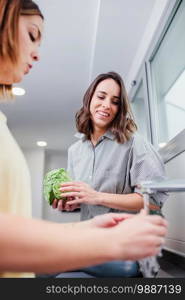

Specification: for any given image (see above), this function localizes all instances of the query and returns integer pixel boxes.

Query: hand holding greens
[43,168,71,205]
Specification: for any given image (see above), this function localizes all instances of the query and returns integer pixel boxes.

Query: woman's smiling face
[90,78,120,132]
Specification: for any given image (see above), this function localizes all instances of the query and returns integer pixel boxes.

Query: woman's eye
[97,96,104,100]
[29,33,36,42]
[112,101,119,105]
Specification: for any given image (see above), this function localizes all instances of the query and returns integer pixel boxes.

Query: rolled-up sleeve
[129,136,168,207]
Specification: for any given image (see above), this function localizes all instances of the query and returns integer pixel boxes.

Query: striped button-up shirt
[67,131,167,220]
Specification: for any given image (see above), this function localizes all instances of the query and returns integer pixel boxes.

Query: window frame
[129,64,152,143]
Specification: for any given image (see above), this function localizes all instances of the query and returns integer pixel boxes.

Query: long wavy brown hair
[76,71,137,143]
[0,0,43,98]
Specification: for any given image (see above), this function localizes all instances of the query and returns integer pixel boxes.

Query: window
[150,0,185,147]
[131,80,149,140]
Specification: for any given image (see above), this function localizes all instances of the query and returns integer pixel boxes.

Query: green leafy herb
[43,168,71,205]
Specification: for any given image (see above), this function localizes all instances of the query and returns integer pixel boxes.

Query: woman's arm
[59,182,160,211]
[0,211,167,273]
[95,191,160,211]
[0,213,116,273]
[97,191,144,211]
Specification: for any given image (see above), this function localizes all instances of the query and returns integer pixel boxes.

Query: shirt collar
[103,130,115,140]
[74,130,115,141]
[74,132,85,139]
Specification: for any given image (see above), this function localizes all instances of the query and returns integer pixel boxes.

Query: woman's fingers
[52,199,64,211]
[67,198,81,205]
[60,186,81,192]
[60,192,81,198]
[145,215,168,227]
[60,181,83,187]
[65,203,76,211]
[58,199,64,210]
[105,213,134,222]
[52,198,58,209]
[60,182,75,187]
[92,214,117,228]
[150,223,168,237]
[52,196,80,211]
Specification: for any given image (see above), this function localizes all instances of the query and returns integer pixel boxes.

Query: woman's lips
[24,64,32,75]
[96,111,110,119]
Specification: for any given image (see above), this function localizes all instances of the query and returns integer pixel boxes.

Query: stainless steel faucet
[138,179,185,213]
[138,179,185,277]
[139,179,185,193]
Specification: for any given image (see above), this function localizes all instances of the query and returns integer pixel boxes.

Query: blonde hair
[0,0,43,98]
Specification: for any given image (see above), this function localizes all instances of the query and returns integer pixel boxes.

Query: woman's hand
[111,210,168,260]
[52,197,80,211]
[90,213,133,228]
[59,181,100,205]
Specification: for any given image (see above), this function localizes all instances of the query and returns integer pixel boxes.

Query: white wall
[23,148,45,219]
[162,152,185,256]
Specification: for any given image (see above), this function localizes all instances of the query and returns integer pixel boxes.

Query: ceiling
[0,0,156,151]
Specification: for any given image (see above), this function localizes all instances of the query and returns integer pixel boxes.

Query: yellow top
[0,111,34,278]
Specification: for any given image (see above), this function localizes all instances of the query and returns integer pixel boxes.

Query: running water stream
[138,179,185,277]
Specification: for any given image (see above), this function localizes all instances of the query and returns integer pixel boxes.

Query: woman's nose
[31,50,40,62]
[102,99,111,109]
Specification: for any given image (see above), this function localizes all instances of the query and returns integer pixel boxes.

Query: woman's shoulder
[132,132,152,145]
[131,133,156,154]
[68,140,81,152]
[68,133,87,153]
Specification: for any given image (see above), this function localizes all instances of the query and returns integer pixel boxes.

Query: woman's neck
[91,127,107,145]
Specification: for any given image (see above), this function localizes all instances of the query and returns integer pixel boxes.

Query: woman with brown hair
[53,71,168,277]
[0,0,167,278]
[0,0,43,95]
